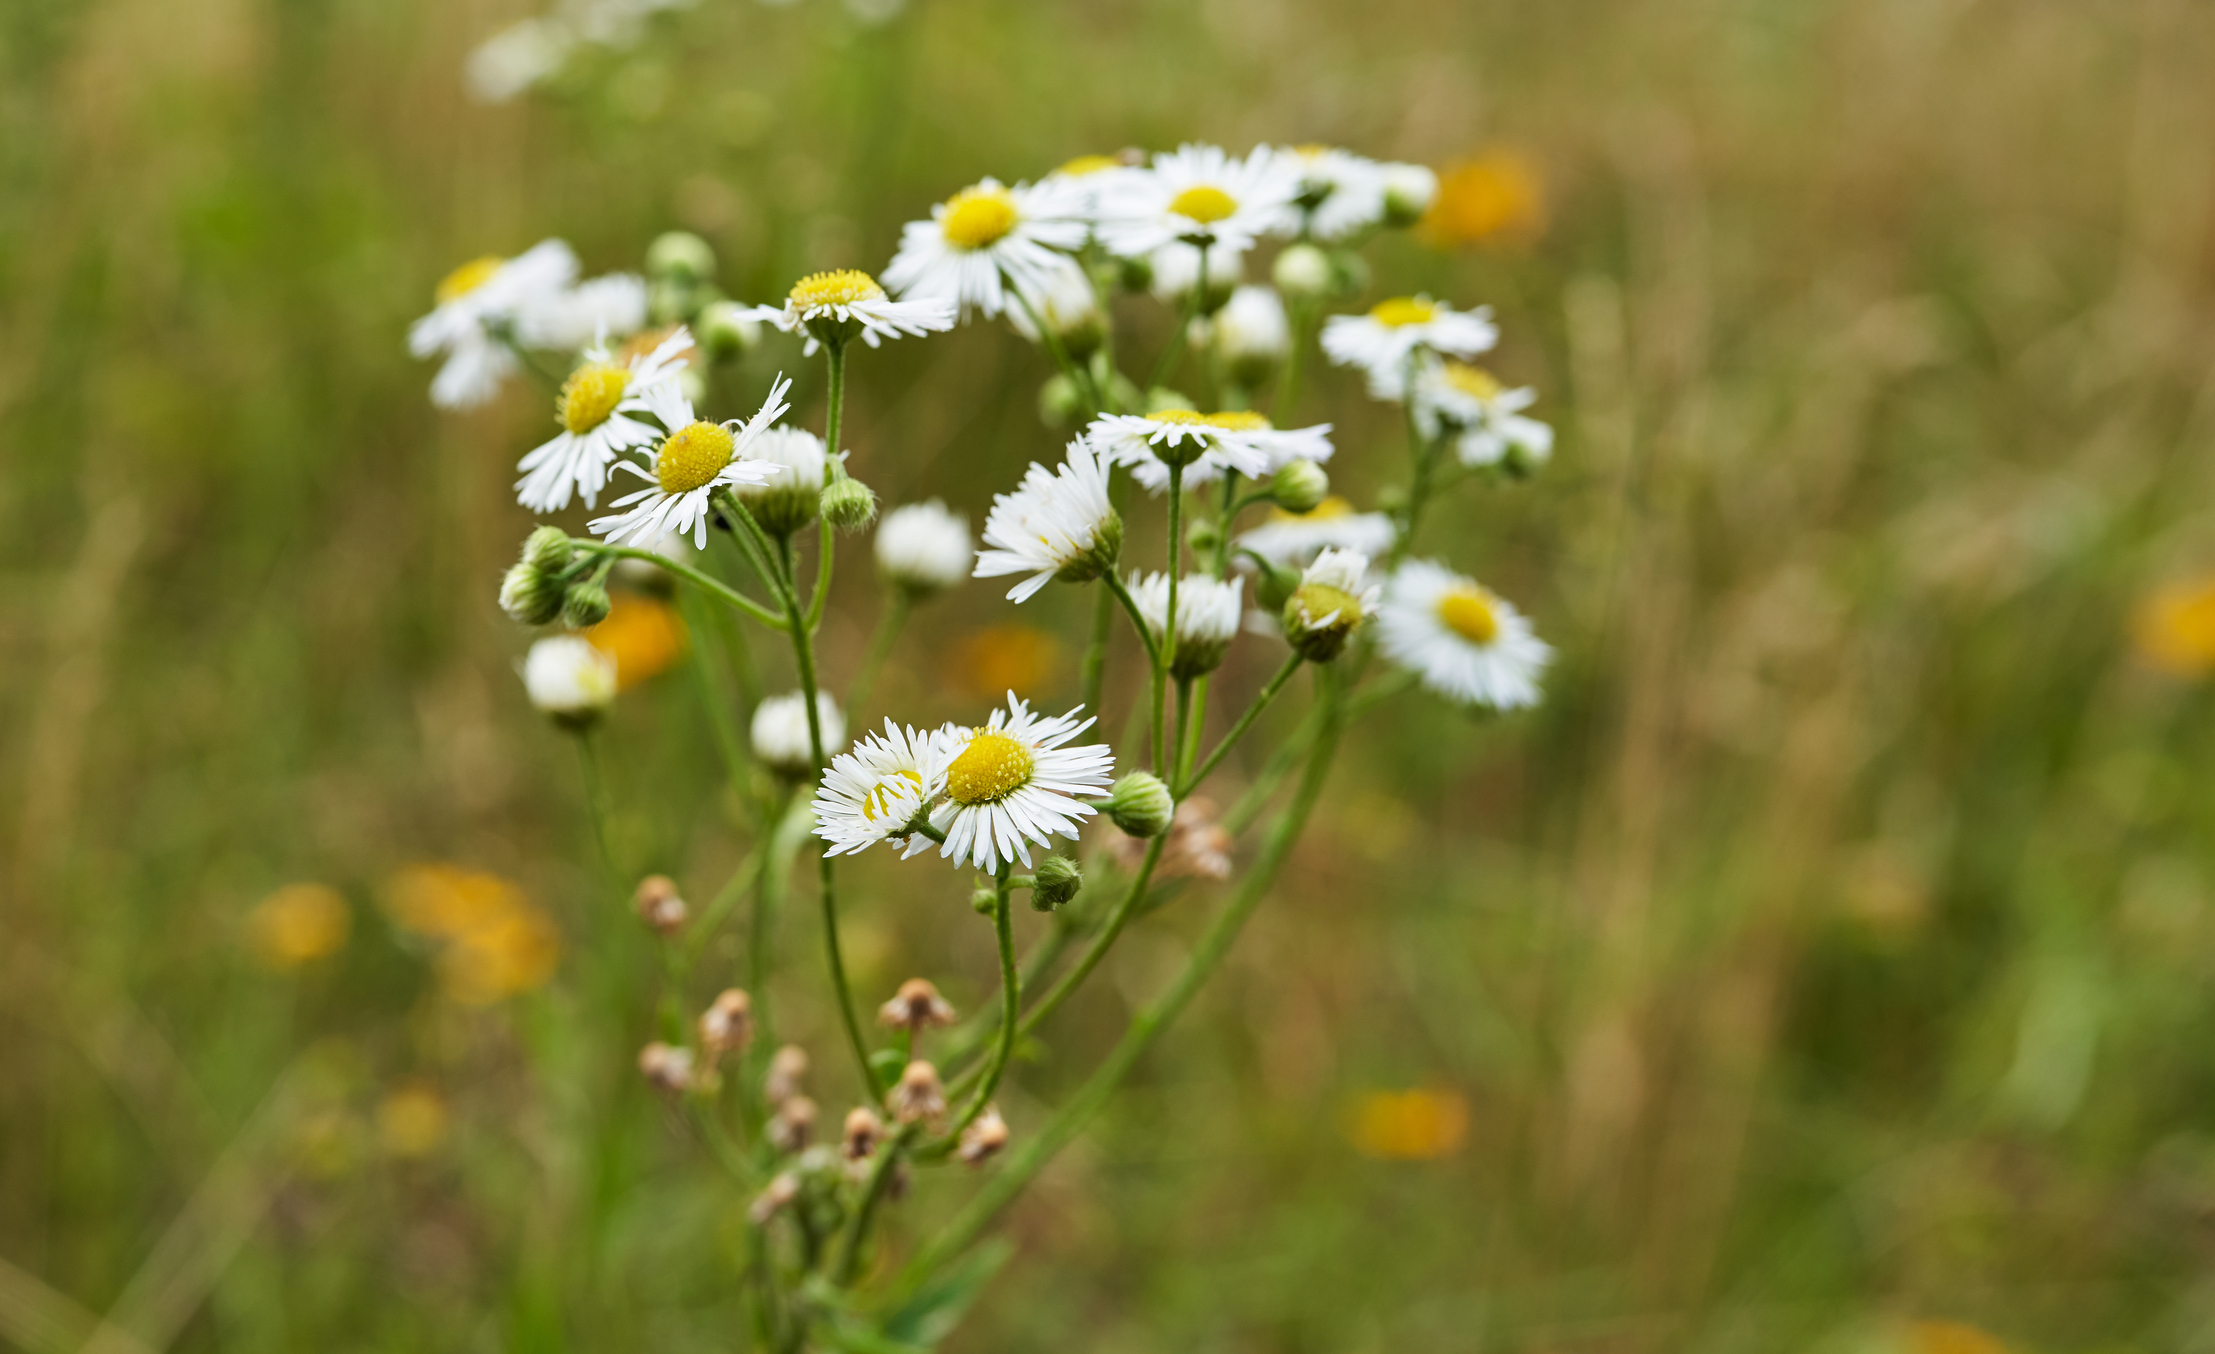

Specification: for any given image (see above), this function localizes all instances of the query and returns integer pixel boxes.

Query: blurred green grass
[8,0,2215,1350]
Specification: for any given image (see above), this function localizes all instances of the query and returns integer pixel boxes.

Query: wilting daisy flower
[1378,560,1550,709]
[1208,285,1290,382]
[746,270,955,355]
[1149,240,1243,306]
[815,719,951,858]
[973,439,1121,602]
[1280,145,1388,242]
[515,327,691,513]
[1321,296,1499,398]
[752,690,847,774]
[929,696,1115,872]
[1412,359,1554,468]
[1236,496,1396,568]
[515,273,650,352]
[409,239,578,409]
[522,635,617,723]
[876,501,972,595]
[1087,409,1331,492]
[1096,144,1300,258]
[883,178,1090,321]
[731,427,832,536]
[1129,572,1245,677]
[588,376,793,548]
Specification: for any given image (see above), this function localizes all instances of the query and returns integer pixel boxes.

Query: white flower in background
[1086,410,1332,492]
[1280,547,1382,661]
[1129,572,1245,676]
[515,273,649,351]
[465,18,577,103]
[876,501,972,594]
[1235,496,1396,567]
[409,239,578,409]
[751,690,848,774]
[1039,153,1137,229]
[1148,239,1243,305]
[929,696,1115,873]
[588,375,793,548]
[1280,145,1388,241]
[1208,285,1290,375]
[515,327,691,513]
[1005,264,1102,349]
[883,177,1090,321]
[1379,161,1440,222]
[731,426,832,535]
[1411,359,1554,468]
[973,439,1120,602]
[1378,560,1550,709]
[1321,296,1499,399]
[1096,144,1300,258]
[814,719,950,858]
[522,635,618,720]
[745,270,956,355]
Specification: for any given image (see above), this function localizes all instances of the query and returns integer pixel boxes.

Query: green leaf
[880,1238,1015,1349]
[868,1047,906,1091]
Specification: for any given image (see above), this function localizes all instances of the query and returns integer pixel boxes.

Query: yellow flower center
[558,362,630,434]
[1169,185,1238,225]
[1203,410,1270,431]
[1436,587,1500,645]
[656,421,736,495]
[788,270,885,309]
[435,255,504,305]
[945,730,1034,805]
[861,769,925,823]
[1294,142,1332,158]
[1057,154,1121,177]
[941,185,1019,250]
[1265,494,1354,525]
[1370,297,1439,328]
[1150,409,1207,425]
[1441,361,1503,401]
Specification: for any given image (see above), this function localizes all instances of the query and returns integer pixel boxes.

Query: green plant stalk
[1012,283,1103,412]
[573,733,615,873]
[1078,583,1115,729]
[1156,461,1184,773]
[677,588,754,799]
[1272,296,1315,425]
[592,545,787,630]
[1177,674,1208,785]
[949,864,1018,1134]
[1179,651,1304,797]
[989,832,1167,1055]
[1101,570,1161,667]
[1147,245,1210,392]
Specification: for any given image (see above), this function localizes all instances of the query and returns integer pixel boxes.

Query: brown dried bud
[842,1106,885,1162]
[764,1045,809,1107]
[632,875,688,934]
[887,1060,947,1126]
[697,989,754,1061]
[768,1095,816,1153]
[877,978,958,1033]
[747,1171,800,1225]
[958,1104,1010,1167]
[637,1042,695,1093]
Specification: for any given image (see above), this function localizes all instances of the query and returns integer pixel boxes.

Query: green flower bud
[1106,771,1175,839]
[1038,373,1083,427]
[1031,855,1083,912]
[821,476,879,533]
[697,299,761,358]
[524,525,576,576]
[499,562,565,627]
[1283,583,1361,661]
[1270,459,1330,514]
[970,886,999,916]
[1272,242,1332,299]
[648,276,697,328]
[1143,386,1194,414]
[1247,553,1304,614]
[1186,517,1223,557]
[562,579,612,630]
[1052,510,1122,584]
[646,230,716,283]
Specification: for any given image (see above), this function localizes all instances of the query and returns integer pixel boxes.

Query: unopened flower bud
[821,475,878,533]
[768,1094,816,1153]
[561,579,611,630]
[842,1107,885,1161]
[698,988,753,1059]
[1272,243,1332,299]
[1185,517,1223,557]
[1106,771,1175,839]
[970,886,999,915]
[638,1042,695,1093]
[1270,459,1330,515]
[1032,855,1083,911]
[499,562,565,626]
[696,299,761,358]
[1038,373,1084,427]
[748,1171,800,1225]
[957,1105,1010,1166]
[878,978,957,1033]
[524,525,576,575]
[633,874,688,934]
[523,636,617,728]
[887,1060,947,1125]
[646,230,716,283]
[1380,163,1439,227]
[765,1044,809,1107]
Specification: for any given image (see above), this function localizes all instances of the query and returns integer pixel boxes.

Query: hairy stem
[1179,651,1304,797]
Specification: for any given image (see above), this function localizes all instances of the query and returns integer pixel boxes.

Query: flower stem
[949,864,1018,1134]
[1012,283,1102,412]
[593,546,788,630]
[1178,650,1304,797]
[996,832,1166,1051]
[1156,462,1184,773]
[1078,582,1115,731]
[1101,570,1160,666]
[832,1121,918,1285]
[572,732,615,873]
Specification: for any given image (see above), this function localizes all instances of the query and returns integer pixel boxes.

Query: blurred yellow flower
[1907,1320,2010,1354]
[2132,576,2215,677]
[948,624,1060,700]
[247,882,351,969]
[378,1084,449,1158]
[385,863,560,1004]
[588,592,688,690]
[1421,149,1546,249]
[1348,1088,1470,1160]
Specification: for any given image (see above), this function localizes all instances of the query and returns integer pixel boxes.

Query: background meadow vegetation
[7,0,2215,1349]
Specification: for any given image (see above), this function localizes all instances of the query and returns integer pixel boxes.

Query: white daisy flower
[514,272,650,352]
[1235,496,1396,568]
[751,690,848,774]
[1086,409,1331,492]
[1379,162,1440,224]
[522,635,617,721]
[1378,560,1550,709]
[814,719,950,858]
[876,500,972,595]
[1280,145,1388,242]
[409,239,579,409]
[1039,153,1137,226]
[1095,143,1300,259]
[1129,572,1245,677]
[732,426,833,536]
[1148,239,1243,305]
[744,270,956,355]
[465,17,577,103]
[587,375,793,549]
[1005,263,1104,352]
[1207,285,1290,380]
[1411,359,1555,468]
[882,177,1090,321]
[515,327,691,513]
[973,439,1120,603]
[929,696,1115,873]
[1321,296,1499,399]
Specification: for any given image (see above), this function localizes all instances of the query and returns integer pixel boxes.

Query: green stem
[1179,651,1304,797]
[1079,582,1115,732]
[1178,674,1209,785]
[573,733,614,873]
[846,590,909,716]
[997,832,1167,1049]
[1171,677,1194,784]
[1147,248,1209,392]
[677,588,753,797]
[949,864,1018,1133]
[1012,283,1102,412]
[1272,296,1314,425]
[832,1122,918,1285]
[1156,462,1184,773]
[592,546,787,631]
[1101,570,1160,666]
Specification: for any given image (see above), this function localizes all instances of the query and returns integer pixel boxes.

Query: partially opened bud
[887,1060,947,1125]
[1272,243,1332,299]
[1270,459,1330,515]
[821,475,879,532]
[957,1105,1010,1167]
[877,978,957,1033]
[1282,548,1377,663]
[633,875,688,934]
[698,988,753,1060]
[646,230,716,283]
[1032,855,1083,911]
[1106,772,1175,839]
[842,1107,885,1161]
[638,1042,695,1094]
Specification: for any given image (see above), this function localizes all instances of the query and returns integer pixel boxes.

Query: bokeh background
[7,0,2215,1350]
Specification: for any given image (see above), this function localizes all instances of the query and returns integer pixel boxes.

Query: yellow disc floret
[1370,296,1439,328]
[861,769,924,823]
[656,421,737,495]
[946,730,1035,806]
[1149,409,1207,425]
[1437,587,1500,645]
[1203,410,1271,431]
[558,362,630,434]
[1057,154,1122,177]
[436,255,504,305]
[1169,185,1238,225]
[941,185,1020,250]
[789,270,886,310]
[1440,362,1503,402]
[1266,494,1355,525]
